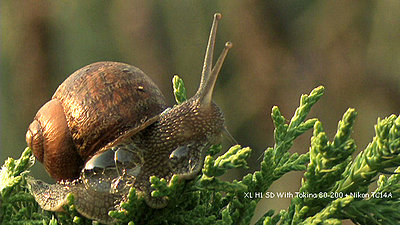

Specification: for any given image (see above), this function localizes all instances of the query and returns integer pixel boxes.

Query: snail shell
[26,62,167,181]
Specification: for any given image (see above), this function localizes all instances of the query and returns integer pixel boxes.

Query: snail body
[27,13,232,224]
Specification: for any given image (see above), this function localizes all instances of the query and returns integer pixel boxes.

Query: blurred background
[1,1,399,224]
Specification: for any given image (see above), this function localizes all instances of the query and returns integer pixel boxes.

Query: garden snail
[26,13,232,224]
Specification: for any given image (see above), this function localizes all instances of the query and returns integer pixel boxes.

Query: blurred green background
[1,1,399,223]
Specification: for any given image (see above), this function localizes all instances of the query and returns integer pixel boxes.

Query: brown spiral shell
[27,61,167,180]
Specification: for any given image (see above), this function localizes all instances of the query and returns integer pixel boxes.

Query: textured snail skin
[28,178,120,224]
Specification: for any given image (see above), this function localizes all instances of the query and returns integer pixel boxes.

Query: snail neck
[135,98,224,155]
[161,98,224,148]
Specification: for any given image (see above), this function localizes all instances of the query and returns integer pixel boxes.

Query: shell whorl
[53,62,167,161]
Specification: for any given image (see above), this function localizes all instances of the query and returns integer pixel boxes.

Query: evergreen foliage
[1,77,399,224]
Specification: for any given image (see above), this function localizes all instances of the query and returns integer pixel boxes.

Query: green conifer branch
[233,86,324,225]
[376,167,400,193]
[337,161,400,224]
[202,145,251,177]
[2,80,400,225]
[0,148,53,225]
[287,110,400,224]
[332,114,400,194]
[290,108,358,222]
[300,196,353,225]
[172,75,187,104]
[250,86,324,190]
